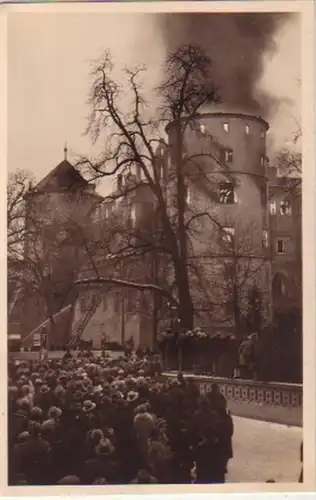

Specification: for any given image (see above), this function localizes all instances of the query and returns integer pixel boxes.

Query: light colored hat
[48,406,62,420]
[82,400,96,413]
[93,385,103,394]
[40,384,50,394]
[95,438,115,456]
[17,431,30,442]
[126,391,139,403]
[41,419,56,432]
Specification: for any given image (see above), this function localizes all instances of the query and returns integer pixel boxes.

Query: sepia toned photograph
[4,2,313,492]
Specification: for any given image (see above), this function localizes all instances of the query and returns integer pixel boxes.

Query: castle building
[12,114,302,350]
[20,150,102,348]
[163,111,272,335]
[72,173,160,350]
[72,112,275,347]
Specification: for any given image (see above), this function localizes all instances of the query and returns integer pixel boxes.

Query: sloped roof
[33,160,89,193]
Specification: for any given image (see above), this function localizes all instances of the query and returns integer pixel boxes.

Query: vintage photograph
[6,4,307,489]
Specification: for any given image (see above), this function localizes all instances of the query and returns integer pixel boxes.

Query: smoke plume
[158,13,294,118]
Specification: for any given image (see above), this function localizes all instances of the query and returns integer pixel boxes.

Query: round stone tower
[166,110,272,335]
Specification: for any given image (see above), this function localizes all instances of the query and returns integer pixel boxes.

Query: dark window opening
[219,182,236,204]
[219,148,233,164]
[272,273,287,297]
[277,239,285,254]
[221,227,235,245]
[280,200,292,215]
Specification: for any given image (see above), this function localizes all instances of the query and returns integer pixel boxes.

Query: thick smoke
[158,13,292,117]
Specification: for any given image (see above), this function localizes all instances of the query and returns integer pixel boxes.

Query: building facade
[72,112,280,348]
[14,113,301,350]
[163,112,272,336]
[268,167,302,326]
[21,154,102,347]
[72,173,160,349]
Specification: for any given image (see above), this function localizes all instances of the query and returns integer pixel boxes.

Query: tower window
[219,148,233,164]
[261,130,265,139]
[223,123,229,133]
[167,154,172,169]
[200,124,206,134]
[276,239,285,254]
[280,200,292,215]
[245,124,250,134]
[260,155,265,167]
[129,205,136,226]
[184,184,191,205]
[219,182,237,204]
[222,226,235,244]
[262,230,269,248]
[269,200,277,215]
[272,273,287,297]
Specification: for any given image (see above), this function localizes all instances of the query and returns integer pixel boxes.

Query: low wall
[162,372,302,409]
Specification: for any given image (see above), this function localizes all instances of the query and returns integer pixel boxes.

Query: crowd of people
[8,350,234,486]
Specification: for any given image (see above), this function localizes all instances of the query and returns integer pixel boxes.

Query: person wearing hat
[194,423,226,484]
[48,406,62,422]
[30,406,43,423]
[206,383,227,413]
[148,429,173,484]
[82,400,96,413]
[80,438,118,485]
[35,384,55,414]
[80,400,99,434]
[8,394,32,453]
[133,405,156,466]
[8,431,30,484]
[126,391,139,406]
[84,429,104,459]
[13,420,53,485]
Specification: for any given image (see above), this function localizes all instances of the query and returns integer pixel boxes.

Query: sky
[7,10,301,196]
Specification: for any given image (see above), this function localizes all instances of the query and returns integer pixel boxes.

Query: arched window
[272,273,287,298]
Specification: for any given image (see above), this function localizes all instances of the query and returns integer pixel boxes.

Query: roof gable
[34,160,89,193]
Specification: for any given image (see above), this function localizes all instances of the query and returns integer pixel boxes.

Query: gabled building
[267,166,302,327]
[21,150,102,348]
[72,171,162,350]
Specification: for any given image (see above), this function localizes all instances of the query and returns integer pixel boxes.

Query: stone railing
[162,372,302,408]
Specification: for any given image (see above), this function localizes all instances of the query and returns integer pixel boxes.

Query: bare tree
[186,214,268,337]
[19,188,104,345]
[76,44,239,331]
[7,169,34,259]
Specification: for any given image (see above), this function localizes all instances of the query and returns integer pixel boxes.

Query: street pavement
[226,416,302,483]
[227,399,302,428]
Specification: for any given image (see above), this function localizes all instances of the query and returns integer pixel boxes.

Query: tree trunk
[152,290,158,351]
[48,314,56,350]
[175,264,194,330]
